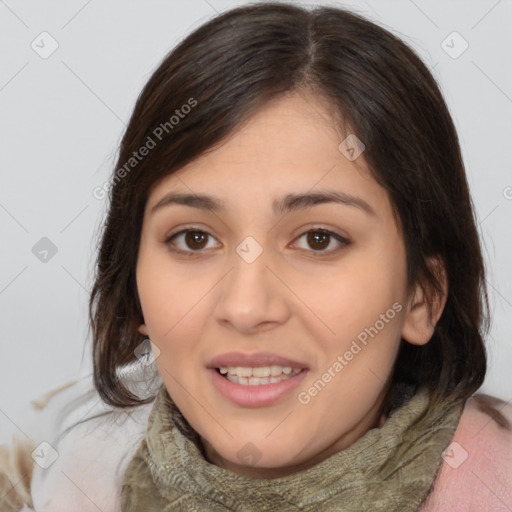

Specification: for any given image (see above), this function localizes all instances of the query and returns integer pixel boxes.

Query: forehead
[196,92,350,167]
[146,92,392,224]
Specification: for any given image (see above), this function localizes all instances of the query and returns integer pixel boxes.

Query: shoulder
[28,364,160,512]
[421,392,512,511]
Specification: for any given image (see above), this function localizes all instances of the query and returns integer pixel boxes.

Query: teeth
[219,367,303,386]
[252,366,270,377]
[219,365,297,377]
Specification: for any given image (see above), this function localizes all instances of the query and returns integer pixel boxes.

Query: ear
[401,256,448,346]
[138,324,149,336]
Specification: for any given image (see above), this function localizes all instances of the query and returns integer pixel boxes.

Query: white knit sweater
[25,362,160,511]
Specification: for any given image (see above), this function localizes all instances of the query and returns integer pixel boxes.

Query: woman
[2,2,511,511]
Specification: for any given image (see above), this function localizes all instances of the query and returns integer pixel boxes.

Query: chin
[217,443,308,473]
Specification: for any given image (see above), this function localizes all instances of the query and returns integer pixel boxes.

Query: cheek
[307,253,404,331]
[137,247,196,336]
[306,245,406,375]
[136,250,215,378]
[139,278,206,340]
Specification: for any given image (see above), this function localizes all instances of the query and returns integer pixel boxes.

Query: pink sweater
[420,394,512,511]
[17,374,512,511]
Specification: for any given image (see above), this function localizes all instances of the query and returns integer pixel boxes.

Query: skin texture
[136,91,447,479]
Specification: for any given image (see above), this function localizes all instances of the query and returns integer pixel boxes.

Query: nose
[213,243,291,334]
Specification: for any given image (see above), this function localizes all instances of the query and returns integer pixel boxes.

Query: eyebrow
[150,189,377,217]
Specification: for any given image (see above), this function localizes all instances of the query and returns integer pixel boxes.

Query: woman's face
[136,92,426,478]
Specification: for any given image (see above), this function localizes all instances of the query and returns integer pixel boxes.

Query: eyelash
[164,227,350,258]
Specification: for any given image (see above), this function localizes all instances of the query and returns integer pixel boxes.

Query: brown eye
[307,231,330,250]
[165,227,349,258]
[293,228,350,254]
[165,229,220,254]
[184,231,208,250]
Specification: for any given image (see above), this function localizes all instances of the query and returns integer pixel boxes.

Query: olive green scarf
[121,383,464,511]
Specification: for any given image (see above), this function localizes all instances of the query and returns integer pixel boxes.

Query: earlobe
[401,256,448,346]
[138,324,149,336]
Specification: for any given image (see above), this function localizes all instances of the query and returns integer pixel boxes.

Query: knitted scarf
[121,383,464,511]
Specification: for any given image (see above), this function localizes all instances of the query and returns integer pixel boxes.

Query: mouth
[214,366,305,386]
[207,351,309,403]
[209,365,309,407]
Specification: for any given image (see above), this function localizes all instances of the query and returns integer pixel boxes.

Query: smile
[210,367,309,407]
[217,366,304,386]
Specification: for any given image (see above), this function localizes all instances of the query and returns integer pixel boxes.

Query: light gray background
[1,0,511,445]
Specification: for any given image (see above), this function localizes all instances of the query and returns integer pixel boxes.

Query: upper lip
[207,351,309,369]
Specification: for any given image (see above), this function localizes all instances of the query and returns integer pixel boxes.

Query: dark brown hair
[89,2,507,427]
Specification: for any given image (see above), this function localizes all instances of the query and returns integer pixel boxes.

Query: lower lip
[208,368,309,407]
